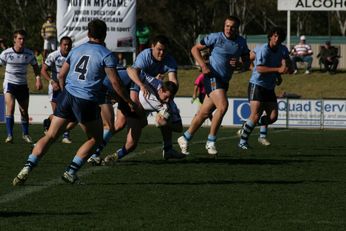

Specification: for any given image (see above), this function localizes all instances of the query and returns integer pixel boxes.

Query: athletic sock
[5,116,14,137]
[63,131,70,138]
[103,129,113,144]
[24,154,39,170]
[260,126,267,138]
[90,130,113,158]
[239,119,255,145]
[117,146,128,159]
[183,131,192,141]
[258,115,269,126]
[207,134,216,143]
[21,119,29,136]
[67,156,85,175]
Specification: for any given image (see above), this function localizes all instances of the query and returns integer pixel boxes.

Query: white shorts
[44,38,57,51]
[48,83,61,103]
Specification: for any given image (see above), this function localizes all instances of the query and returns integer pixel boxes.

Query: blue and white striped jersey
[44,49,67,82]
[250,43,289,90]
[64,42,116,102]
[201,32,249,83]
[0,47,37,85]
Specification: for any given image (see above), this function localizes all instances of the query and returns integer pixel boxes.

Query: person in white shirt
[290,35,313,74]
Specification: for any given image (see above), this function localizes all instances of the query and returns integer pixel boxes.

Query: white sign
[12,96,346,129]
[278,0,346,11]
[57,0,136,52]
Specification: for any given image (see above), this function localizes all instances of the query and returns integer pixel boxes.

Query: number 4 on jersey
[75,56,90,80]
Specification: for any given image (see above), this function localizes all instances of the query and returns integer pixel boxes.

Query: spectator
[34,48,43,70]
[116,52,127,68]
[317,41,339,75]
[192,49,213,121]
[136,19,150,53]
[192,72,213,122]
[0,37,8,53]
[290,35,313,74]
[41,13,57,60]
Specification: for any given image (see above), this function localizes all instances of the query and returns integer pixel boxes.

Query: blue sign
[233,99,250,124]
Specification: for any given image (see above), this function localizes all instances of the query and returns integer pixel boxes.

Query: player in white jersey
[41,36,76,144]
[12,19,137,185]
[0,29,43,144]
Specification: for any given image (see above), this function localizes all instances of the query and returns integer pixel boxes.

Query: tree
[335,11,346,36]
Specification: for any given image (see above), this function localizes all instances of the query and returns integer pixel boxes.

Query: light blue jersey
[103,70,160,94]
[201,32,249,83]
[65,42,116,102]
[249,43,289,90]
[132,48,177,76]
[102,69,132,91]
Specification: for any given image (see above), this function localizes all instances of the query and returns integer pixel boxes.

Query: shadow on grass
[0,211,91,218]
[87,179,335,186]
[113,158,311,166]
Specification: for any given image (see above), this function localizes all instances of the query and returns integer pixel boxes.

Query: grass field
[0,124,345,230]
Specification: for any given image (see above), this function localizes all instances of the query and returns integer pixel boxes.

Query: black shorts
[204,75,229,95]
[248,83,277,102]
[117,99,141,118]
[4,82,29,102]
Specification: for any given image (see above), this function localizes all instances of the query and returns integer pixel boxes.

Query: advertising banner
[278,0,346,11]
[233,98,346,128]
[4,95,346,129]
[57,0,136,52]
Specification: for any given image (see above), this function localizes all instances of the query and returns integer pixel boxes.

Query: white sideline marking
[0,130,289,204]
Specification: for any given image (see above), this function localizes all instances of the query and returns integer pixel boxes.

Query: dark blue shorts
[54,90,101,123]
[117,98,141,118]
[248,83,277,102]
[203,75,229,95]
[5,82,29,102]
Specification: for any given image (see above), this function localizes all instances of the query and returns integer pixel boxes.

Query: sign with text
[278,0,346,11]
[57,0,136,52]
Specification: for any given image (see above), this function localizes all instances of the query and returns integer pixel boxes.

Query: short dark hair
[225,15,241,26]
[267,27,286,43]
[88,19,107,41]
[13,29,27,39]
[152,35,170,47]
[60,36,72,45]
[162,81,178,96]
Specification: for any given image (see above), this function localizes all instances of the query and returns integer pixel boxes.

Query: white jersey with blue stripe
[249,43,289,90]
[201,32,249,83]
[0,47,37,85]
[65,42,116,102]
[132,48,177,76]
[44,49,66,82]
